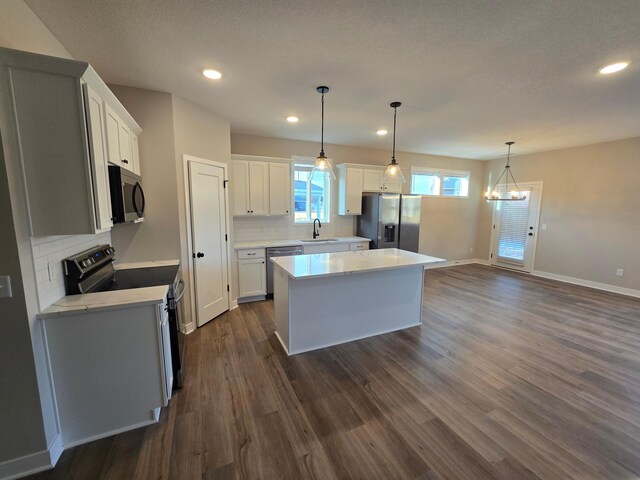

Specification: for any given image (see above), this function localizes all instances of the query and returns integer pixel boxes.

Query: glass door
[490,183,542,272]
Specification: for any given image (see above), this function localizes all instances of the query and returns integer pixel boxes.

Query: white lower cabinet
[238,248,267,297]
[41,300,171,447]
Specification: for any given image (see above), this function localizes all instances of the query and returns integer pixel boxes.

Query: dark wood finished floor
[29,264,640,479]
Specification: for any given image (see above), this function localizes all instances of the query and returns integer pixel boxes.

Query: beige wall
[231,134,485,261]
[477,136,640,290]
[109,86,181,263]
[172,95,231,329]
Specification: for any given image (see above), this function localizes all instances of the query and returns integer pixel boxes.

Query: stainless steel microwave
[108,166,145,223]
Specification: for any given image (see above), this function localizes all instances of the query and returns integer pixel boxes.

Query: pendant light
[485,141,527,201]
[312,86,336,179]
[383,101,406,185]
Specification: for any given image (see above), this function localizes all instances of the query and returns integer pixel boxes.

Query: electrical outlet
[469,247,473,253]
[0,276,12,298]
[617,269,624,277]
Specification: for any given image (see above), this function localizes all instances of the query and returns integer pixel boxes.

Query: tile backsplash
[233,215,355,243]
[31,232,112,310]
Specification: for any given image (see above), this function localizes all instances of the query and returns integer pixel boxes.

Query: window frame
[410,167,470,198]
[291,159,332,224]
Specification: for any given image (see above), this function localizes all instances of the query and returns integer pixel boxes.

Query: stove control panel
[63,244,116,294]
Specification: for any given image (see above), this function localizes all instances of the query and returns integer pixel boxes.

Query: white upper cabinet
[105,102,140,176]
[338,163,403,216]
[339,165,364,215]
[232,160,251,215]
[83,84,112,232]
[363,168,384,192]
[269,162,290,215]
[231,155,290,217]
[248,162,269,215]
[0,48,142,235]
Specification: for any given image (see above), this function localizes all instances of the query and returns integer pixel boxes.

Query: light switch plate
[541,224,547,230]
[0,276,12,298]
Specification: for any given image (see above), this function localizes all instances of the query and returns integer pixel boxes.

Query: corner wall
[476,136,640,291]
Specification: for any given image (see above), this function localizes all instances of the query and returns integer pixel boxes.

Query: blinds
[497,193,531,264]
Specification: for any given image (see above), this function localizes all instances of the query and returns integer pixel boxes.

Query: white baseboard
[0,434,62,480]
[424,258,489,270]
[230,299,238,310]
[183,321,196,335]
[532,270,640,299]
[63,414,158,450]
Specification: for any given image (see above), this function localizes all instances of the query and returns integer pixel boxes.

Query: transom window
[293,163,331,223]
[411,168,470,197]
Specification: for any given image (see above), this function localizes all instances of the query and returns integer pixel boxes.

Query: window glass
[293,164,330,223]
[411,172,440,195]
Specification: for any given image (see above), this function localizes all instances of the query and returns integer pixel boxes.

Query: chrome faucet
[313,218,322,239]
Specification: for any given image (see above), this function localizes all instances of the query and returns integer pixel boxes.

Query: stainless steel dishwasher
[266,245,304,297]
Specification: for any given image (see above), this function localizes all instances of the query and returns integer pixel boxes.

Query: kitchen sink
[300,238,338,242]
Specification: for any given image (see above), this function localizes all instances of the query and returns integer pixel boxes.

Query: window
[411,168,469,197]
[293,163,331,223]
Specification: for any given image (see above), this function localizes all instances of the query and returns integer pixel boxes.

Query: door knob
[196,252,205,258]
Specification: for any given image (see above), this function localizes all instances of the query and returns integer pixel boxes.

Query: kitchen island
[271,248,445,355]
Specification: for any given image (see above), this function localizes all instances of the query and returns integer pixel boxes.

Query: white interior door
[490,183,542,272]
[189,161,229,327]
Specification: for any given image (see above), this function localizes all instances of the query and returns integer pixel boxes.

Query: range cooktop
[91,265,180,292]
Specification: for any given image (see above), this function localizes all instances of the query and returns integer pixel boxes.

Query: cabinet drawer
[350,242,369,251]
[237,248,265,259]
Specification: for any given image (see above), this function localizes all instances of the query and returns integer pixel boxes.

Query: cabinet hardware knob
[122,159,129,164]
[247,210,250,213]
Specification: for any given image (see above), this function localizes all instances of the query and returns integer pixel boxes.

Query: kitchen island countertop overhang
[271,248,445,355]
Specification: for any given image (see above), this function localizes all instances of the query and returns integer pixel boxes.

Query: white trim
[62,416,158,449]
[423,257,640,300]
[237,295,267,304]
[183,321,196,335]
[182,155,232,330]
[532,270,640,299]
[0,434,63,480]
[230,299,239,310]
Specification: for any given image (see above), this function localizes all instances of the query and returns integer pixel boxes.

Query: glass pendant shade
[384,101,406,184]
[312,150,336,180]
[383,159,406,184]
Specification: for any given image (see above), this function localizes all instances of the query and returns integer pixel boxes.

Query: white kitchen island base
[272,249,445,355]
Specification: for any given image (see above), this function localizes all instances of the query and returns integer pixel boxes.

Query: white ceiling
[25,0,640,159]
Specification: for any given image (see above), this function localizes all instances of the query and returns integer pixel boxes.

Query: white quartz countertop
[37,259,180,319]
[270,248,446,279]
[234,236,370,250]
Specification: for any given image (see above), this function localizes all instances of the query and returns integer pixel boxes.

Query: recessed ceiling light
[599,62,629,75]
[286,116,299,123]
[376,129,388,136]
[203,69,222,80]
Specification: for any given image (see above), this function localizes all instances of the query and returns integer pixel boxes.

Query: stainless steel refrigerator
[357,193,421,252]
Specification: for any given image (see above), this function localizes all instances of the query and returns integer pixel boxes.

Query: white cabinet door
[118,122,134,173]
[130,133,140,175]
[383,178,403,193]
[341,167,363,215]
[104,103,121,167]
[83,84,113,232]
[363,168,384,192]
[249,162,269,215]
[269,162,290,215]
[232,160,250,216]
[238,258,267,297]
